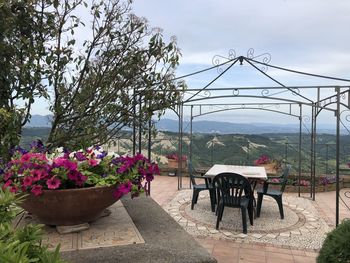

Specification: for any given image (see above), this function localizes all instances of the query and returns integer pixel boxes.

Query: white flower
[55,147,64,153]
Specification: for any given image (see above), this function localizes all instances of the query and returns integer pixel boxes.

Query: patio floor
[150,175,350,263]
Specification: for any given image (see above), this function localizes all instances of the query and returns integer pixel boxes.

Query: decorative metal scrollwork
[341,93,347,101]
[261,89,270,97]
[203,90,211,97]
[344,191,350,199]
[302,115,311,123]
[212,48,271,73]
[291,88,300,96]
[241,104,246,109]
[246,48,271,72]
[212,49,237,73]
[232,89,239,96]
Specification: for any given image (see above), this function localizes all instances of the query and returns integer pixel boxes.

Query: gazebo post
[335,86,340,226]
[189,105,193,188]
[298,104,302,197]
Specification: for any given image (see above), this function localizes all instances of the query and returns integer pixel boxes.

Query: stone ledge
[61,196,217,263]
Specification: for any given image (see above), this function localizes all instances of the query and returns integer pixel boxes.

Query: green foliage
[317,219,350,263]
[0,0,54,160]
[43,0,185,149]
[0,188,66,263]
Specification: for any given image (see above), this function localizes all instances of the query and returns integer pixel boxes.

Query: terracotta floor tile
[265,246,293,254]
[290,249,307,256]
[215,255,239,263]
[293,255,316,263]
[266,252,294,263]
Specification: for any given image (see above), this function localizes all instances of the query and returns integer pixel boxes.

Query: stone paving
[163,189,331,251]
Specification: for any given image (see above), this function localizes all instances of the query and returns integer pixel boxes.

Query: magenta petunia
[10,185,18,193]
[3,179,13,189]
[113,181,132,199]
[88,159,98,167]
[46,177,61,189]
[53,157,77,170]
[31,185,43,196]
[23,176,33,187]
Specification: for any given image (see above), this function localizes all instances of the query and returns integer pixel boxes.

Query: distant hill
[26,115,52,127]
[155,119,337,134]
[27,115,337,134]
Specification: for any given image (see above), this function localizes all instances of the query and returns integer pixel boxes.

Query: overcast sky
[32,0,350,126]
[131,0,350,126]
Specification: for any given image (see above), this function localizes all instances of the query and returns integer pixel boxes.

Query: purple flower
[30,140,45,152]
[75,152,87,161]
[113,181,132,199]
[96,151,107,159]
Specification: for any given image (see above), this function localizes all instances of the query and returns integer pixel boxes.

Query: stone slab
[17,200,145,251]
[62,196,217,263]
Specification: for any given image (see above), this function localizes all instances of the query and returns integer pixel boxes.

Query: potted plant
[254,155,282,174]
[166,153,187,169]
[0,141,159,226]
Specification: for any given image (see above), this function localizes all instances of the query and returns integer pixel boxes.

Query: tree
[0,0,184,154]
[45,0,185,148]
[0,0,53,160]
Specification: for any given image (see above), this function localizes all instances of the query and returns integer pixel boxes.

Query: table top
[204,164,267,179]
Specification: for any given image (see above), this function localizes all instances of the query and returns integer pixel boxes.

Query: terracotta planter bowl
[20,185,118,226]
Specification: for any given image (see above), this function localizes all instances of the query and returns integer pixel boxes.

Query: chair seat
[220,196,250,208]
[257,188,282,196]
[193,183,213,190]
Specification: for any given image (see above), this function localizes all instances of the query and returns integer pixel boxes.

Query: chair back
[280,164,292,192]
[213,173,252,207]
[188,160,197,186]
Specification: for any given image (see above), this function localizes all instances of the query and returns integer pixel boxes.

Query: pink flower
[23,176,33,187]
[113,181,132,199]
[31,185,43,196]
[3,179,13,189]
[46,177,61,189]
[10,185,18,193]
[88,159,98,167]
[53,157,77,170]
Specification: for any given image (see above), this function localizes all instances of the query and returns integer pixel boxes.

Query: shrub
[317,219,350,263]
[0,188,65,262]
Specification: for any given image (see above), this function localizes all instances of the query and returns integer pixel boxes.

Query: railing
[105,134,350,176]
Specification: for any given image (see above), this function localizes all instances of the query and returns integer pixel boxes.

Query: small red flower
[31,185,43,196]
[46,177,61,189]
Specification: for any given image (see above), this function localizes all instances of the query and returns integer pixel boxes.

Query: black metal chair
[213,173,254,234]
[188,161,215,212]
[256,164,291,219]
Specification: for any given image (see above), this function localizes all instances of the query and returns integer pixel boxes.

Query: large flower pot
[20,185,118,226]
[167,159,187,169]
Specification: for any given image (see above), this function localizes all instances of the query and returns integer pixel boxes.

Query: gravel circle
[182,197,304,234]
[164,190,331,250]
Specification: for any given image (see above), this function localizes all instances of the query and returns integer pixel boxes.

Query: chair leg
[216,204,223,229]
[273,195,284,219]
[248,203,254,226]
[191,190,199,210]
[219,205,225,221]
[241,207,247,234]
[209,189,215,212]
[256,193,263,218]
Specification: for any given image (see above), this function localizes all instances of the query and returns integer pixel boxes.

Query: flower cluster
[165,153,187,161]
[319,176,336,186]
[0,142,159,199]
[254,155,270,165]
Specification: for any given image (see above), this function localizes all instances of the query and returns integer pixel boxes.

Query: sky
[31,0,350,127]
[130,0,350,126]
